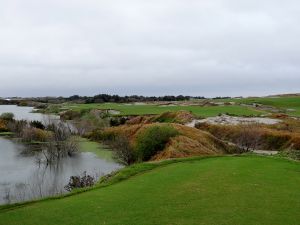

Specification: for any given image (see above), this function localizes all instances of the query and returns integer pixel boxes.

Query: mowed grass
[217,96,300,116]
[1,156,300,225]
[64,103,263,117]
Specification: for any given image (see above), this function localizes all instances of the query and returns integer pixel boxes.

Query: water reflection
[0,137,121,204]
[0,105,58,122]
[0,105,121,205]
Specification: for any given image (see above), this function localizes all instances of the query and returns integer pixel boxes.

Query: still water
[0,105,58,121]
[0,105,121,205]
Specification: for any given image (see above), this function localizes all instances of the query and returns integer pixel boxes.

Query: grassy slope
[65,103,263,117]
[217,96,300,116]
[1,156,300,225]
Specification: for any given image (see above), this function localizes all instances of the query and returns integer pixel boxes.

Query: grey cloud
[0,0,300,97]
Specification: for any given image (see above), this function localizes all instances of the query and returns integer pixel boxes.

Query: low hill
[103,123,239,160]
[268,93,300,97]
[126,110,195,125]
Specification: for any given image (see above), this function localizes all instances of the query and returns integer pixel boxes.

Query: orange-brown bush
[288,136,300,150]
[0,119,8,132]
[21,127,51,142]
[195,122,300,151]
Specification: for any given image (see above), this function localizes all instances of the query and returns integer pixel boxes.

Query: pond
[0,105,58,122]
[0,105,121,205]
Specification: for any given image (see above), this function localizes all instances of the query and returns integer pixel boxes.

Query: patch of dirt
[252,150,278,155]
[186,115,281,127]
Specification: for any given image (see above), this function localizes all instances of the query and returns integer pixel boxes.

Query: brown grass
[0,119,8,132]
[126,110,194,125]
[103,123,237,161]
[196,122,300,151]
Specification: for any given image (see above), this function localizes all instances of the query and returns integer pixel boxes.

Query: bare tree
[110,135,135,166]
[235,124,262,151]
[43,120,79,163]
[72,114,110,136]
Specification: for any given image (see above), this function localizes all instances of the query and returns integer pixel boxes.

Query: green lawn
[216,96,300,116]
[1,156,300,225]
[64,103,263,117]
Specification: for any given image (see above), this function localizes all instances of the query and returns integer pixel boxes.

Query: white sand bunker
[108,110,121,115]
[186,115,281,127]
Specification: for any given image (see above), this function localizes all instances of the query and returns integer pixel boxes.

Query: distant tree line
[14,94,206,104]
[82,94,205,103]
[212,96,231,100]
[0,94,205,106]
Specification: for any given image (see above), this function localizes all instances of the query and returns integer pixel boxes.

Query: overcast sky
[1,0,300,97]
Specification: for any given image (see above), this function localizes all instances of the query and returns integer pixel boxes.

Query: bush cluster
[94,125,179,163]
[30,120,45,130]
[135,125,179,161]
[64,171,95,192]
[21,127,51,143]
[0,112,14,121]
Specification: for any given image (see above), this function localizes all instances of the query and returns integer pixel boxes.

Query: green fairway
[64,103,263,117]
[1,156,300,225]
[217,96,300,116]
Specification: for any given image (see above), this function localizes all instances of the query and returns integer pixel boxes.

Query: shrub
[74,111,109,136]
[0,119,8,132]
[35,104,48,109]
[6,120,28,136]
[60,110,81,120]
[111,135,135,165]
[88,129,116,142]
[234,124,263,151]
[262,133,291,150]
[0,112,14,121]
[64,171,95,192]
[21,127,50,142]
[110,117,128,126]
[135,125,179,161]
[30,120,45,130]
[18,101,28,106]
